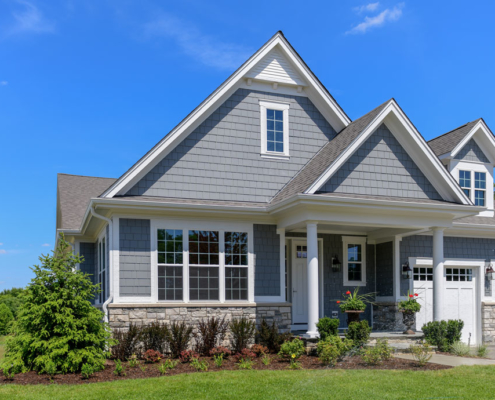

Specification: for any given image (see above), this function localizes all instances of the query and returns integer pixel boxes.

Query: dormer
[429,119,495,217]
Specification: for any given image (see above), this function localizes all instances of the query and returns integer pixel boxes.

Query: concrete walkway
[396,353,495,367]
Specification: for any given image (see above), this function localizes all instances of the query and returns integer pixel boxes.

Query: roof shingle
[427,119,480,156]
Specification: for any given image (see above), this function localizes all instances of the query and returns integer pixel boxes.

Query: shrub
[166,322,194,358]
[111,324,142,361]
[128,354,139,368]
[0,303,14,335]
[398,292,421,313]
[81,363,94,379]
[143,349,163,363]
[0,236,114,374]
[44,360,57,378]
[410,341,433,367]
[422,320,464,352]
[190,358,209,372]
[209,346,231,359]
[195,316,229,356]
[140,322,169,354]
[229,317,256,353]
[345,320,371,347]
[233,348,256,363]
[237,358,254,370]
[251,344,269,357]
[451,341,470,357]
[158,359,178,375]
[362,346,383,365]
[0,288,26,318]
[179,350,199,363]
[316,317,340,341]
[477,344,488,358]
[278,338,305,361]
[2,365,14,381]
[113,359,126,376]
[261,354,271,366]
[316,336,353,367]
[256,318,291,353]
[213,354,223,367]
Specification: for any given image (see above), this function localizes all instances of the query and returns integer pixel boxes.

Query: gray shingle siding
[79,242,96,304]
[401,235,494,296]
[376,242,393,297]
[454,139,490,163]
[319,124,443,200]
[119,218,151,297]
[126,88,336,202]
[254,224,280,296]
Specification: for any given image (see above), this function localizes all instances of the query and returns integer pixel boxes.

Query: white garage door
[413,265,477,344]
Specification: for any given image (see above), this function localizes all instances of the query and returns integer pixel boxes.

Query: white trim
[101,33,350,199]
[259,99,290,159]
[277,228,286,302]
[305,101,472,205]
[342,236,367,287]
[450,120,495,164]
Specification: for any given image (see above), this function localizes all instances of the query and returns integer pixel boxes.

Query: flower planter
[400,310,416,334]
[345,310,364,326]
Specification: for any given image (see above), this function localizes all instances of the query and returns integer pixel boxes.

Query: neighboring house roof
[57,174,116,230]
[428,119,481,156]
[270,99,392,203]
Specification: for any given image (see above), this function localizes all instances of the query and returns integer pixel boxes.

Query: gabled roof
[271,100,391,203]
[428,119,481,156]
[100,31,351,199]
[57,174,116,230]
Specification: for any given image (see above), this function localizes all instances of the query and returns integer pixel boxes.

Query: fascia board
[451,121,495,164]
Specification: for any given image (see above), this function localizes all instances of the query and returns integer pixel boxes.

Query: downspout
[90,206,114,323]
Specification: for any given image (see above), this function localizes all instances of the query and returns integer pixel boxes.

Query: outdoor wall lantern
[402,262,412,279]
[486,265,495,281]
[332,255,342,272]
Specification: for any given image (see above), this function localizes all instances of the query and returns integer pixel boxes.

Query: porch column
[432,227,445,321]
[306,222,319,338]
[277,228,286,302]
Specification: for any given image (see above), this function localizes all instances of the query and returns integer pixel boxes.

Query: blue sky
[1,0,494,290]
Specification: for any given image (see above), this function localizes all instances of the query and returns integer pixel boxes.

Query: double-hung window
[189,231,220,301]
[343,236,367,286]
[225,232,248,300]
[157,229,183,301]
[475,172,486,206]
[459,170,471,198]
[259,100,290,159]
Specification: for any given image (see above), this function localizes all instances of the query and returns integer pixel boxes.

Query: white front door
[292,241,308,325]
[413,264,478,344]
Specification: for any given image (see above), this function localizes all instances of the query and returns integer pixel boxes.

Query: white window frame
[342,236,367,287]
[259,99,290,160]
[149,220,254,304]
[459,169,471,198]
[156,229,184,302]
[474,171,487,206]
[96,229,108,305]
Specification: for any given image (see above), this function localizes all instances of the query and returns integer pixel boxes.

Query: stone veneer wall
[482,303,495,344]
[373,302,409,332]
[108,304,292,347]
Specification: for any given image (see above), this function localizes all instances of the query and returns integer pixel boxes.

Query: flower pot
[400,311,416,334]
[345,310,364,326]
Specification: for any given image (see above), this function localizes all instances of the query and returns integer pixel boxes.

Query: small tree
[1,235,115,374]
[0,303,14,335]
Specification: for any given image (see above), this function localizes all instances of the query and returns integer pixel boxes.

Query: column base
[301,331,319,339]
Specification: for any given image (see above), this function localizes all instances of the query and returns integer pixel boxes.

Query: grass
[1,366,495,399]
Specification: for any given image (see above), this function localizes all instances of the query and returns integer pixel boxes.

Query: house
[55,32,495,344]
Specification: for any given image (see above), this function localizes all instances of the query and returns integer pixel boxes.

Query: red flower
[414,293,419,297]
[409,294,414,298]
[346,291,351,295]
[337,301,341,304]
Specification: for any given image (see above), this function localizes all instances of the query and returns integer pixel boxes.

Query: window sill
[343,281,367,287]
[260,153,290,161]
[109,302,256,308]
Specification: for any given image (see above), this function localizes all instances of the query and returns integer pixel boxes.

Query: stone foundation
[373,302,409,332]
[108,303,292,347]
[482,302,495,344]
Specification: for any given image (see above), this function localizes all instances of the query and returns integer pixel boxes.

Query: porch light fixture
[402,262,412,279]
[332,255,342,272]
[486,265,495,281]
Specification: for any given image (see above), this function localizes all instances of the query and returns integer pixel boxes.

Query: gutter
[90,207,113,323]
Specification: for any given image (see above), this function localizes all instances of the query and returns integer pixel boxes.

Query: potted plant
[398,292,421,334]
[337,288,375,326]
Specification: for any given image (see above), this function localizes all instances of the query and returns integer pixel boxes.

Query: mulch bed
[0,355,451,385]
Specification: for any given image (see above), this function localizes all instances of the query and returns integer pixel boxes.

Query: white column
[432,227,445,321]
[277,228,286,302]
[306,222,319,338]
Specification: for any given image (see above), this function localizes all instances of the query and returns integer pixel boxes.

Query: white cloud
[143,14,252,70]
[41,243,50,247]
[0,81,7,86]
[0,249,6,254]
[7,0,55,36]
[353,3,380,14]
[346,3,404,35]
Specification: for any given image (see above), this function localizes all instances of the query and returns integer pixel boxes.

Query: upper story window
[475,171,486,206]
[342,236,367,287]
[459,170,471,197]
[259,100,290,160]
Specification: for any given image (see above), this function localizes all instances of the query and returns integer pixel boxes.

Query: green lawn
[1,366,495,399]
